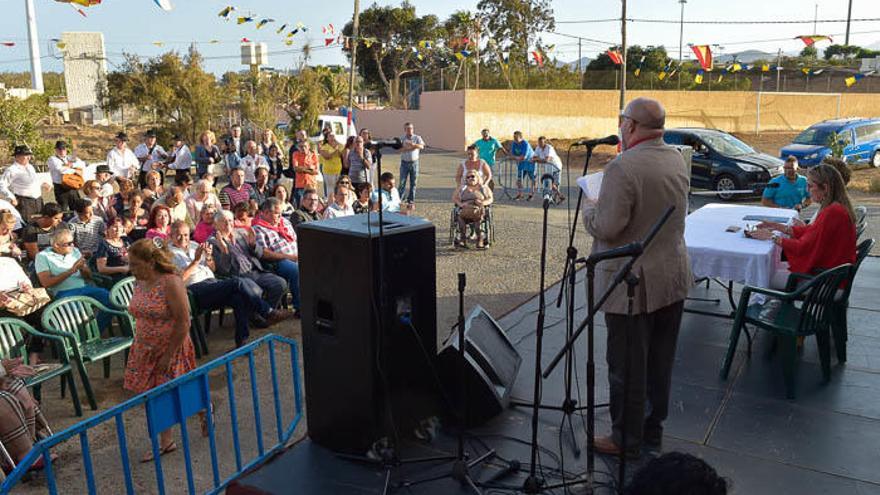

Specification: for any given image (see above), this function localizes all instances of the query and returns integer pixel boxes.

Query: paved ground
[10,148,880,493]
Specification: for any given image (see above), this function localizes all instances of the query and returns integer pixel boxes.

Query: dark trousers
[241,271,287,310]
[53,183,80,212]
[14,196,42,223]
[189,278,262,346]
[604,300,684,452]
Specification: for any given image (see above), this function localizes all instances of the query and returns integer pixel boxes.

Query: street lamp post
[347,0,361,124]
[678,0,686,90]
[25,0,44,93]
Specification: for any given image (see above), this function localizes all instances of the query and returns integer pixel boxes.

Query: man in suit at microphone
[582,97,692,458]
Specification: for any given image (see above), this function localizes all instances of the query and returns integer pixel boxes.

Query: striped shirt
[67,215,106,254]
[219,184,255,210]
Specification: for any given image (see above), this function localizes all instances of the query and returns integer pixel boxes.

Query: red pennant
[606,50,623,65]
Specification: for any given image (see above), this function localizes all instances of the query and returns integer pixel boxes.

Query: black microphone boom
[573,135,620,147]
[585,242,642,265]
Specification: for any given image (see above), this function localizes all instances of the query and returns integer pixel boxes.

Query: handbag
[61,173,84,190]
[459,205,484,222]
[3,288,51,317]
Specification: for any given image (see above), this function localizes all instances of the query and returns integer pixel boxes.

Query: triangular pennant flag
[690,45,713,70]
[460,50,471,58]
[218,6,235,19]
[762,64,770,72]
[731,63,742,72]
[276,24,287,34]
[454,52,464,61]
[237,16,254,25]
[812,69,825,75]
[208,39,220,44]
[796,35,832,47]
[325,38,335,46]
[606,49,623,65]
[634,55,646,77]
[694,69,704,84]
[1,41,15,47]
[801,67,811,75]
[151,41,164,47]
[285,39,294,46]
[241,37,251,43]
[531,51,544,68]
[257,19,275,29]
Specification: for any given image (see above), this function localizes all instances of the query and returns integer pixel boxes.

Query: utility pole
[813,4,818,35]
[577,38,582,75]
[475,18,481,89]
[776,48,782,92]
[619,0,627,111]
[347,0,361,119]
[678,0,687,90]
[845,0,854,45]
[25,0,44,93]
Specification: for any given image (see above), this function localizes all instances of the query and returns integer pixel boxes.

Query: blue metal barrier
[1,334,303,495]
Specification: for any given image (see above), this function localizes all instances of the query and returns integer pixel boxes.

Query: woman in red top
[292,140,320,207]
[751,163,857,288]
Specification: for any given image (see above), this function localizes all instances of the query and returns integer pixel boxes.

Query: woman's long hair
[808,163,856,224]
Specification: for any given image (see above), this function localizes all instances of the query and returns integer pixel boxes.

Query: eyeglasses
[618,112,638,124]
[466,175,477,179]
[59,241,75,247]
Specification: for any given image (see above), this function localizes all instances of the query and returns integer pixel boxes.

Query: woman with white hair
[186,179,221,222]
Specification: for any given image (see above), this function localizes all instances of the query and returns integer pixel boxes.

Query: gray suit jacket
[583,136,692,315]
[208,230,265,277]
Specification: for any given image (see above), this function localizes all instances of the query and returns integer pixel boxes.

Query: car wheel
[872,150,880,168]
[713,174,740,201]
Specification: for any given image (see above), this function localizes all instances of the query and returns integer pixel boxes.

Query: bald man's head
[625,97,666,130]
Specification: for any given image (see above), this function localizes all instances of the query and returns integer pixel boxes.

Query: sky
[1,0,880,77]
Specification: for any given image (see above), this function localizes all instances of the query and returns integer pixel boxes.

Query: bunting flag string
[694,69,704,84]
[531,50,545,68]
[845,71,874,87]
[1,41,16,47]
[658,60,672,80]
[218,6,235,20]
[256,18,275,29]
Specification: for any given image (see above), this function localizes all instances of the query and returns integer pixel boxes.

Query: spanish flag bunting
[323,24,335,35]
[606,49,623,65]
[690,45,713,70]
[634,55,645,77]
[531,50,545,68]
[325,38,335,46]
[796,35,832,47]
[694,69,704,84]
[762,64,770,72]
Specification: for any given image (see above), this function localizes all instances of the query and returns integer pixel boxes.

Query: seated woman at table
[749,164,856,289]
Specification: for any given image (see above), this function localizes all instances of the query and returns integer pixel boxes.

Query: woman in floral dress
[124,238,198,462]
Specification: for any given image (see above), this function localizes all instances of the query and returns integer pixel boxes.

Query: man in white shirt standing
[532,136,566,203]
[133,129,167,188]
[47,140,85,212]
[240,141,268,186]
[0,145,49,221]
[106,132,139,181]
[398,122,426,206]
[166,134,193,183]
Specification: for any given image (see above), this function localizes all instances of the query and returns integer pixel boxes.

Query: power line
[557,16,880,25]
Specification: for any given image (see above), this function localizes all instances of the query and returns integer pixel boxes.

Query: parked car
[276,115,357,144]
[779,118,880,168]
[663,128,784,200]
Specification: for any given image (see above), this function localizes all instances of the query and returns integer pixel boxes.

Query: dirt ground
[7,125,880,493]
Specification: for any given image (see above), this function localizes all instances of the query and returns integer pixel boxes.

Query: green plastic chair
[87,256,116,290]
[0,318,83,416]
[720,264,852,399]
[111,276,208,358]
[41,296,133,411]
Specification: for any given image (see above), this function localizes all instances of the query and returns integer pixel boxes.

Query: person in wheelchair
[452,172,493,250]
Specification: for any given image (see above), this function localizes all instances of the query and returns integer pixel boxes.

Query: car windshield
[793,127,835,145]
[698,132,755,156]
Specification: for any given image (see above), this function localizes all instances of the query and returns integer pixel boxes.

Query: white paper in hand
[576,172,603,201]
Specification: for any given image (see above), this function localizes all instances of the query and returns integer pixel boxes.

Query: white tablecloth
[685,203,798,288]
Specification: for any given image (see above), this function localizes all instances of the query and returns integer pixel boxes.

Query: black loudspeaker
[297,213,438,454]
[438,306,522,426]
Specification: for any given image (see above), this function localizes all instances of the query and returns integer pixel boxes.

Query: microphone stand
[542,206,676,493]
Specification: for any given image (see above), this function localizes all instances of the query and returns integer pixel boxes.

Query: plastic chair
[41,296,133,411]
[719,264,851,399]
[87,256,117,290]
[0,318,82,416]
[111,276,208,358]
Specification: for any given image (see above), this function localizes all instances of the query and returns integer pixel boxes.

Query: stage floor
[228,258,880,495]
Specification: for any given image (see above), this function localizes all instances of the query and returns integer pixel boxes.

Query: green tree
[824,44,862,60]
[343,2,443,107]
[0,93,53,161]
[100,47,221,142]
[800,46,818,59]
[477,0,554,82]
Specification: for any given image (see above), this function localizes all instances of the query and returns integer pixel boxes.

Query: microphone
[573,135,620,148]
[484,460,521,484]
[585,242,643,265]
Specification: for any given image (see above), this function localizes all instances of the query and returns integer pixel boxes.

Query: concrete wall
[359,89,880,150]
[357,91,465,151]
[62,32,106,111]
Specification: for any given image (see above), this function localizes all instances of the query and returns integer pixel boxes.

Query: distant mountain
[560,56,592,70]
[715,50,777,64]
[867,40,880,51]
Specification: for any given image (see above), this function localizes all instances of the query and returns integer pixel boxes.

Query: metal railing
[1,334,303,495]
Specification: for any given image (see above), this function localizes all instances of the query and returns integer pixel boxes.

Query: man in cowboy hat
[0,145,50,220]
[106,131,139,180]
[166,134,193,182]
[47,140,85,212]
